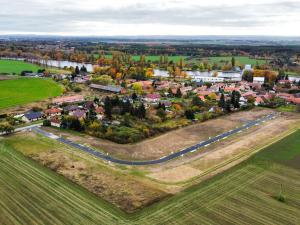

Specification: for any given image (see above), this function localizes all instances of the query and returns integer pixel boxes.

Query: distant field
[0,60,41,75]
[202,56,267,66]
[0,128,299,224]
[98,54,189,62]
[0,78,62,109]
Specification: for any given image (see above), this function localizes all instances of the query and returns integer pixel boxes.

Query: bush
[43,119,51,127]
[105,126,145,144]
[73,87,82,93]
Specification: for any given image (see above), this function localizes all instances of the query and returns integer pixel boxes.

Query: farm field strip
[0,146,127,224]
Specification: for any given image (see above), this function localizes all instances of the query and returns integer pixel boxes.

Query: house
[53,95,84,105]
[252,96,262,105]
[22,111,43,123]
[90,84,122,93]
[64,105,81,112]
[159,100,172,108]
[253,77,265,84]
[83,101,95,110]
[144,93,161,103]
[70,109,86,119]
[44,108,62,117]
[287,96,300,105]
[50,117,61,127]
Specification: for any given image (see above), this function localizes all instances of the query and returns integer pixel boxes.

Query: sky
[0,0,300,36]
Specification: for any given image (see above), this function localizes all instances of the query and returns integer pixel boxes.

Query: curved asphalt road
[31,113,277,166]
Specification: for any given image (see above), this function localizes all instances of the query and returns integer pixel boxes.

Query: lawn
[0,78,62,109]
[0,60,41,75]
[277,104,297,113]
[0,129,299,224]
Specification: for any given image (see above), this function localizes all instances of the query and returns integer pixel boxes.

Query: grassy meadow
[0,129,299,224]
[0,78,62,109]
[0,60,41,75]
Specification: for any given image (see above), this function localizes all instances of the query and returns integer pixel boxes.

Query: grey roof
[90,84,122,93]
[25,111,43,120]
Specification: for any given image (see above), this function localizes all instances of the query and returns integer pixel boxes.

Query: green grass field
[98,54,188,62]
[0,78,62,109]
[0,60,41,75]
[0,130,299,224]
[204,56,267,66]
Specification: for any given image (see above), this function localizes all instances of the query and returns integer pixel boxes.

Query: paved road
[30,113,277,166]
[0,123,43,136]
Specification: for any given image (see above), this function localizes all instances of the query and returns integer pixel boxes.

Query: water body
[2,57,299,82]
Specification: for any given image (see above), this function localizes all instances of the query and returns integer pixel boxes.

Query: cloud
[0,0,300,35]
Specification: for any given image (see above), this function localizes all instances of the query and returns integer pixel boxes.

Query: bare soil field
[44,108,275,160]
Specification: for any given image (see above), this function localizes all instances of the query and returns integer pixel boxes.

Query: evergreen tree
[185,110,195,120]
[231,57,236,67]
[137,103,146,119]
[132,92,138,100]
[192,96,204,107]
[176,88,182,98]
[75,66,80,75]
[218,93,226,109]
[104,96,112,119]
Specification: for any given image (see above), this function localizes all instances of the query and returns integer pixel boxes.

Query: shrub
[43,119,51,127]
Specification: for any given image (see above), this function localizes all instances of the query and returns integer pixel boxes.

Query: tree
[157,102,166,111]
[137,103,146,119]
[242,70,253,82]
[231,91,241,108]
[157,108,167,121]
[0,122,14,134]
[185,110,195,120]
[231,57,236,67]
[175,88,182,98]
[80,65,87,73]
[86,106,97,121]
[104,96,112,119]
[132,92,138,100]
[75,66,80,75]
[43,119,51,127]
[225,99,232,112]
[192,96,204,107]
[132,82,143,95]
[218,93,226,109]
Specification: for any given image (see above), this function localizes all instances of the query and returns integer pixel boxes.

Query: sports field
[0,78,62,109]
[0,60,41,75]
[0,129,299,224]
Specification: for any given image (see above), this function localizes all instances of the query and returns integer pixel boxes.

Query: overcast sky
[0,0,300,36]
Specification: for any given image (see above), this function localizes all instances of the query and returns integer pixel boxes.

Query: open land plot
[0,78,62,110]
[148,112,300,185]
[43,108,275,161]
[0,60,41,75]
[0,127,299,224]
